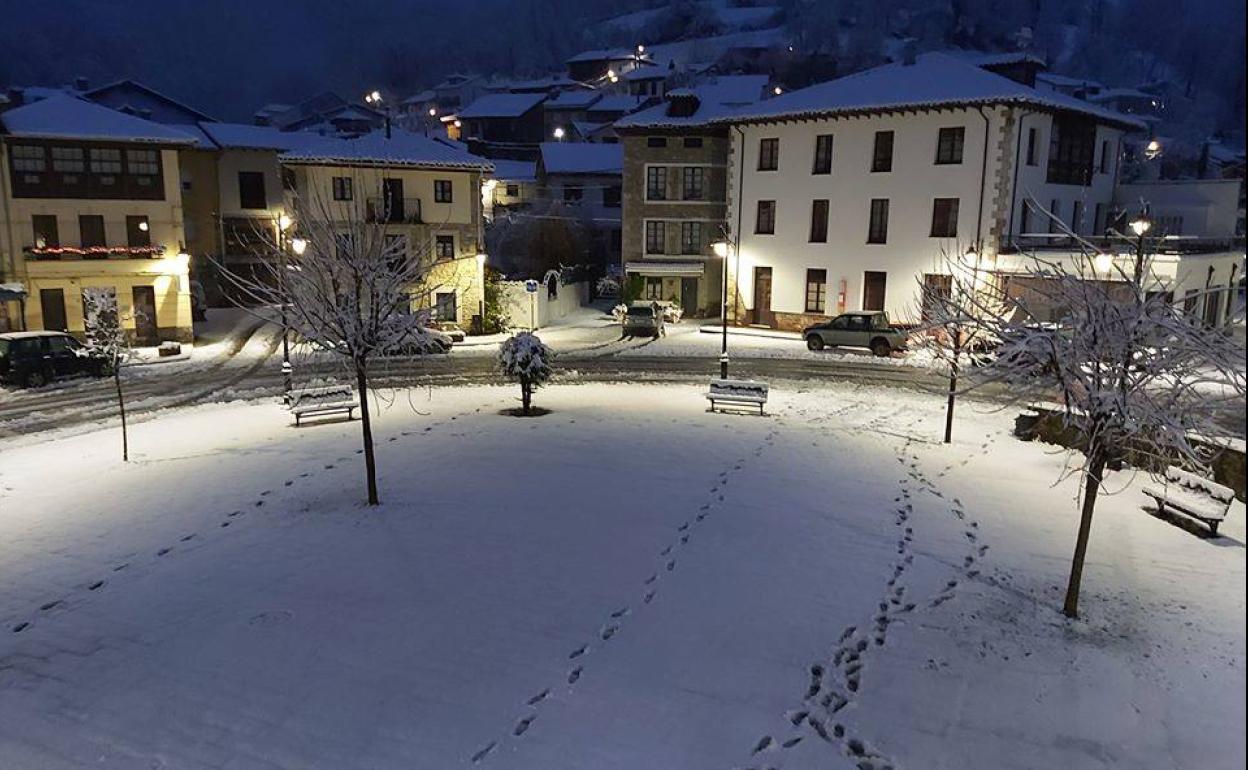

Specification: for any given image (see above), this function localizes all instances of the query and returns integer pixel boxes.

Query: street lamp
[476,252,488,334]
[553,126,565,141]
[276,215,294,400]
[291,237,307,255]
[1129,215,1152,237]
[712,240,731,379]
[365,89,392,138]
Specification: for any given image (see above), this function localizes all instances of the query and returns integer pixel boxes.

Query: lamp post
[365,90,391,139]
[276,214,295,400]
[553,126,565,142]
[1128,211,1151,282]
[476,252,487,334]
[713,240,730,379]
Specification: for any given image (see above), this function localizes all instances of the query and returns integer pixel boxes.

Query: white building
[718,52,1151,328]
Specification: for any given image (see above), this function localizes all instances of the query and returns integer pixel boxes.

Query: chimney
[74,76,89,92]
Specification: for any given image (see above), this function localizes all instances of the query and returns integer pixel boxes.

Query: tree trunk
[354,360,379,506]
[944,365,958,444]
[114,366,129,462]
[521,379,532,415]
[1063,450,1107,618]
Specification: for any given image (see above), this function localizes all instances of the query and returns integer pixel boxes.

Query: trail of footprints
[740,433,994,770]
[7,400,497,637]
[470,425,783,764]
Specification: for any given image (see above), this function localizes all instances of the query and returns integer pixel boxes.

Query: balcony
[1008,233,1246,256]
[367,197,423,225]
[24,244,164,260]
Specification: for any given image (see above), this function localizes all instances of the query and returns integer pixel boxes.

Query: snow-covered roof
[566,48,644,64]
[84,78,218,123]
[488,75,580,93]
[545,90,603,110]
[458,93,547,119]
[401,90,437,106]
[718,53,1147,130]
[621,66,668,82]
[539,142,623,175]
[197,122,317,151]
[586,94,644,114]
[1086,88,1155,103]
[280,128,494,171]
[944,50,1048,69]
[1036,72,1104,90]
[488,159,537,183]
[615,75,769,129]
[571,121,611,140]
[0,94,199,144]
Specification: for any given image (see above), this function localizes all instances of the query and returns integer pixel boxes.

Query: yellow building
[0,94,194,341]
[279,128,493,328]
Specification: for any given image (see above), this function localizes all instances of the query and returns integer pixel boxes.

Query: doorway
[752,267,774,326]
[863,271,887,312]
[132,285,158,345]
[383,178,405,222]
[680,277,698,314]
[39,288,67,331]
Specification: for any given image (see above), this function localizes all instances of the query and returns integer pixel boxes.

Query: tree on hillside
[216,174,441,506]
[82,287,139,462]
[951,200,1245,618]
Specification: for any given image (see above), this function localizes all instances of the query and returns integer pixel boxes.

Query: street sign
[524,279,539,293]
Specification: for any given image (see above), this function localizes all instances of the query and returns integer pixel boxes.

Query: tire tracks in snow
[469,417,784,765]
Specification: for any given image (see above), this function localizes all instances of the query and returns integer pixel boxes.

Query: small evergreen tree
[498,332,553,415]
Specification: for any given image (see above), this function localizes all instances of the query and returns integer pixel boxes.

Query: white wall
[1114,179,1241,238]
[217,149,285,218]
[500,279,589,329]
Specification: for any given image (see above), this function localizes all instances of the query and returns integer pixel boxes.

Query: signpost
[524,279,538,330]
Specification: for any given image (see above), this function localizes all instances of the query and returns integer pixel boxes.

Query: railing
[1008,234,1246,255]
[366,197,423,224]
[24,244,164,260]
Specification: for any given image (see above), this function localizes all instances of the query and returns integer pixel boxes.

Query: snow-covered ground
[0,383,1243,769]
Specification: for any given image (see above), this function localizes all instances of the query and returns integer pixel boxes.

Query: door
[863,271,887,312]
[39,289,67,332]
[383,178,404,222]
[680,278,698,314]
[752,267,774,327]
[132,286,158,345]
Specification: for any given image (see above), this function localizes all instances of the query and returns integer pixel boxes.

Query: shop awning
[0,282,27,302]
[624,261,705,277]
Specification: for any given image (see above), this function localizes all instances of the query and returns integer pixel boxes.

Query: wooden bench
[290,385,357,426]
[706,378,768,415]
[1142,466,1235,535]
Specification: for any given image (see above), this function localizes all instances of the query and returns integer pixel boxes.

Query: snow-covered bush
[663,302,684,323]
[612,303,629,324]
[596,275,620,298]
[498,331,554,415]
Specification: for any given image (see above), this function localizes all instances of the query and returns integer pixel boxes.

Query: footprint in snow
[666,560,676,572]
[40,600,61,611]
[88,580,105,591]
[12,622,29,633]
[527,688,550,705]
[180,534,196,542]
[157,548,171,556]
[600,624,619,640]
[568,645,588,660]
[752,736,773,754]
[513,715,536,736]
[568,666,583,684]
[644,590,656,604]
[610,606,629,619]
[470,742,496,763]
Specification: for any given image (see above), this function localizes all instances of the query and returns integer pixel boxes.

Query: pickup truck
[803,311,908,357]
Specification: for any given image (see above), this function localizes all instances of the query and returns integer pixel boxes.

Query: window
[563,185,584,202]
[434,179,453,203]
[935,127,965,165]
[755,200,775,234]
[79,215,106,248]
[921,274,953,321]
[1099,140,1112,174]
[809,199,829,243]
[51,146,85,173]
[647,136,668,148]
[682,167,704,200]
[332,176,353,201]
[683,137,703,148]
[1093,202,1105,235]
[680,222,702,255]
[89,147,122,174]
[646,166,667,200]
[867,199,889,243]
[1046,116,1096,185]
[126,215,151,247]
[645,221,665,254]
[11,145,46,172]
[805,269,827,313]
[863,271,887,312]
[813,134,833,174]
[435,292,458,322]
[435,234,455,260]
[757,138,779,171]
[930,198,959,238]
[126,148,159,176]
[872,131,894,172]
[238,171,266,210]
[1020,201,1032,234]
[1071,200,1083,234]
[506,183,519,197]
[644,277,664,299]
[1026,128,1039,166]
[32,215,59,248]
[604,185,621,208]
[384,234,408,273]
[1048,199,1061,233]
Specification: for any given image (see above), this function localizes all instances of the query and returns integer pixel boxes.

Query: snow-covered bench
[707,378,768,415]
[1142,466,1235,536]
[290,385,357,426]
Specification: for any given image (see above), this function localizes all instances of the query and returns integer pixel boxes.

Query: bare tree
[953,199,1245,618]
[82,287,139,462]
[215,172,445,505]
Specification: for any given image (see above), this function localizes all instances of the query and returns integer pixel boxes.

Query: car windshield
[627,307,654,317]
[0,339,8,358]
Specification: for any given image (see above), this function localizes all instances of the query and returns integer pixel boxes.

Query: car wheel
[806,335,824,351]
[870,338,892,357]
[25,368,50,388]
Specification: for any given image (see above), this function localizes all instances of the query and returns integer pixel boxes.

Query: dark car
[0,331,107,387]
[623,302,665,338]
[803,311,908,357]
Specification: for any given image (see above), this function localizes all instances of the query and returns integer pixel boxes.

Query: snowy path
[0,383,1243,769]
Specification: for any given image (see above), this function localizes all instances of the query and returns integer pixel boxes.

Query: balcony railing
[367,197,423,224]
[1009,233,1246,255]
[24,244,164,260]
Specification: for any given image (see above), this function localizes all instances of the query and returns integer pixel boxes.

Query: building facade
[0,95,195,340]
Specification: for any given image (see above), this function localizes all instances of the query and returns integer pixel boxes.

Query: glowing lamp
[712,241,729,258]
[1094,253,1114,274]
[1129,216,1151,237]
[291,238,307,256]
[277,214,292,231]
[553,127,565,140]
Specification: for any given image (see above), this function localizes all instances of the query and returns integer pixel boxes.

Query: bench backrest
[709,378,769,397]
[292,385,355,407]
[1165,466,1234,503]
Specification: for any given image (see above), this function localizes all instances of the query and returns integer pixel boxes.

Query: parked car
[623,302,665,338]
[803,311,908,357]
[388,327,455,355]
[0,331,107,387]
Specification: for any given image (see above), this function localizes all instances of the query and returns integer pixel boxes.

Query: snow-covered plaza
[0,382,1243,769]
